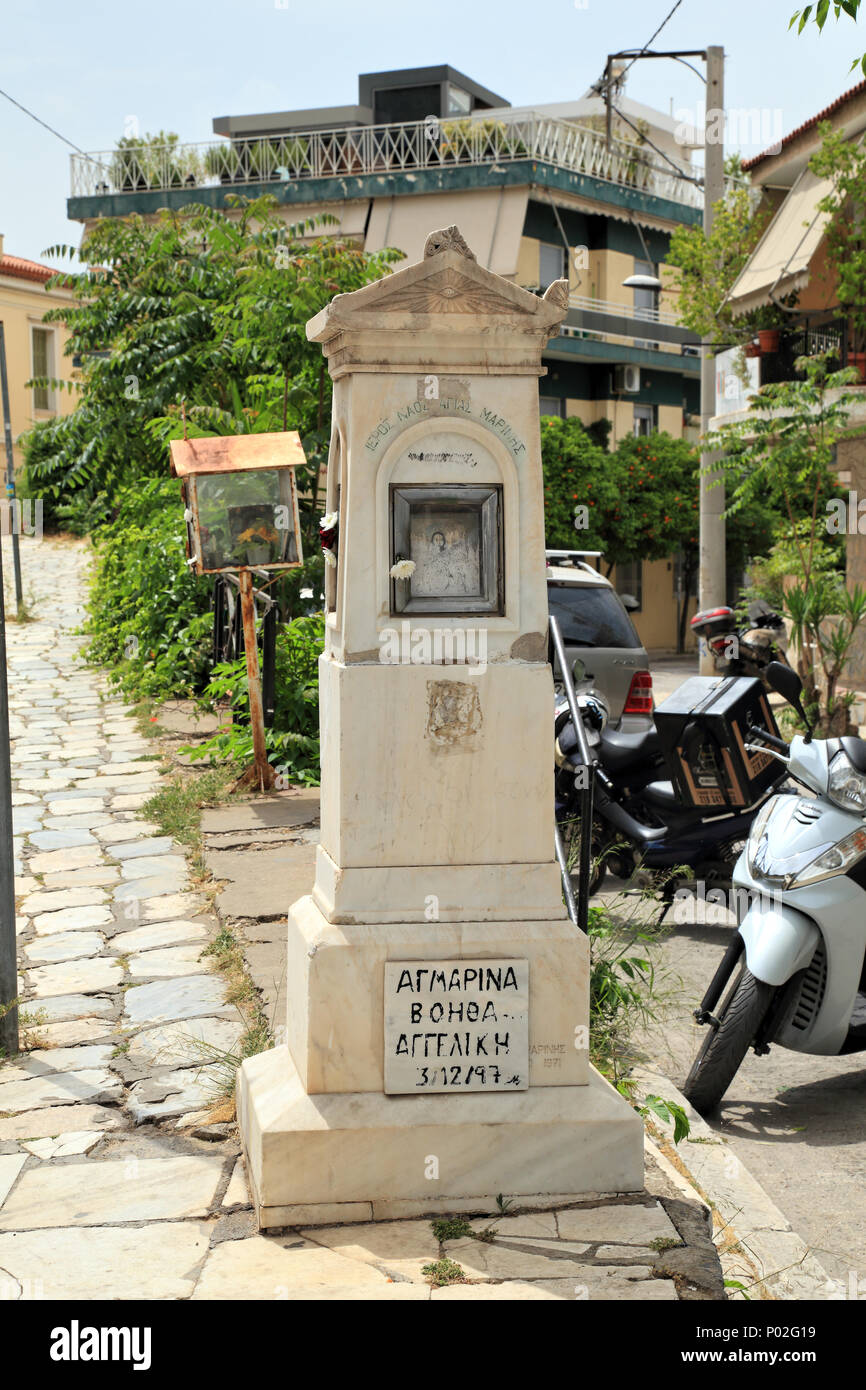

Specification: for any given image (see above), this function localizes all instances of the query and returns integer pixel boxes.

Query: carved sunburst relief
[379,266,534,316]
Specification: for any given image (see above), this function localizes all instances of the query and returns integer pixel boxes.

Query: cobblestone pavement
[0,536,720,1301]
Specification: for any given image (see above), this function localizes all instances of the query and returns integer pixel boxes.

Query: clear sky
[2,0,864,264]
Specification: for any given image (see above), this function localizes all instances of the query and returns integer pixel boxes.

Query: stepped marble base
[237,1045,643,1229]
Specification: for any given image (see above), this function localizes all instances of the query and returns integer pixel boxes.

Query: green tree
[790,1,866,75]
[810,124,866,353]
[541,418,701,567]
[712,354,866,731]
[24,197,401,546]
[667,160,778,346]
[23,197,400,731]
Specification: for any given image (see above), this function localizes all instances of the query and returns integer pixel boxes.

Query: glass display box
[169,432,305,575]
[390,483,504,616]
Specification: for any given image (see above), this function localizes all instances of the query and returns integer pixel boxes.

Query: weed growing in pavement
[421,1258,467,1287]
[0,1001,50,1059]
[4,590,37,623]
[431,1217,474,1243]
[143,768,235,878]
[586,890,674,1083]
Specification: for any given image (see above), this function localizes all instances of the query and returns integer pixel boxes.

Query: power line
[0,85,87,156]
[611,101,704,186]
[619,0,686,83]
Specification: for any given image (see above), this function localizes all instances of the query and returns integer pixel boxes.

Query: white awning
[364,187,529,275]
[726,165,835,315]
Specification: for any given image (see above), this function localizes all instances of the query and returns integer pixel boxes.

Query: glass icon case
[390,483,504,616]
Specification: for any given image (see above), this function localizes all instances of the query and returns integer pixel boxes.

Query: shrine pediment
[307,225,569,342]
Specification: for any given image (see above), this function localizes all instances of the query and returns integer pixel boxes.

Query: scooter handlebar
[746,725,790,755]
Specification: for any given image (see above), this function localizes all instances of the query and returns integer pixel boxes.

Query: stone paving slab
[126,1065,226,1123]
[126,945,210,979]
[28,958,124,996]
[112,920,210,953]
[2,1044,114,1078]
[25,1017,114,1047]
[23,931,106,965]
[111,836,177,860]
[123,975,234,1026]
[0,1223,212,1299]
[22,1130,104,1159]
[208,846,317,920]
[43,867,120,889]
[0,1069,122,1114]
[127,1017,243,1067]
[30,992,116,1021]
[0,1154,226,1229]
[33,905,114,935]
[200,795,320,833]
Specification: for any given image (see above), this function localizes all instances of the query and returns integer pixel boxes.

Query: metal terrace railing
[568,294,682,328]
[69,112,705,210]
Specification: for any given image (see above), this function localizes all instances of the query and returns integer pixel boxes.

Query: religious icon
[390,483,503,615]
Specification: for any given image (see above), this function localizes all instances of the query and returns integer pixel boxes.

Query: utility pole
[698,45,726,671]
[0,324,23,615]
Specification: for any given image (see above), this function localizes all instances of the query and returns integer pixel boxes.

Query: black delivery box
[653,676,782,810]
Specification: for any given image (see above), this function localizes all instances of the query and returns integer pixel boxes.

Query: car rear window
[547,582,640,649]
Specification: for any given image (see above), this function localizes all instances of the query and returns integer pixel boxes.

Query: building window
[633,404,656,437]
[616,559,643,611]
[447,84,472,115]
[539,396,564,418]
[31,327,55,412]
[539,242,565,291]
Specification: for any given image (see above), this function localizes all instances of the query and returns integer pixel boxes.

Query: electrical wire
[611,101,704,186]
[619,0,685,83]
[0,84,87,156]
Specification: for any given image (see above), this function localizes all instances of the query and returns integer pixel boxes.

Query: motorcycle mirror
[765,660,813,738]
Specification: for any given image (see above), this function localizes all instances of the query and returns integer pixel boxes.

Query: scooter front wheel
[682,967,775,1115]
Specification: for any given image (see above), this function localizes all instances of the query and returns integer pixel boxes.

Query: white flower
[320,510,339,530]
[389,559,416,580]
[323,548,337,568]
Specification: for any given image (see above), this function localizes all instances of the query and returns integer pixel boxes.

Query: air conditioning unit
[614,365,640,393]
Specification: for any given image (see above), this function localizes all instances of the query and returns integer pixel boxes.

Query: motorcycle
[683,660,866,1114]
[691,599,789,684]
[554,677,788,899]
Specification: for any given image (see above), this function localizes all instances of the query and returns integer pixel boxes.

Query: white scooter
[684,660,866,1114]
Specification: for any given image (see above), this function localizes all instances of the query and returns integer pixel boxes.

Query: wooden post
[239,569,274,793]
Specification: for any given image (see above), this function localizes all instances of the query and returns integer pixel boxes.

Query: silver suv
[546,550,653,732]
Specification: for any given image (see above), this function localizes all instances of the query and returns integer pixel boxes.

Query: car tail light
[624,670,653,714]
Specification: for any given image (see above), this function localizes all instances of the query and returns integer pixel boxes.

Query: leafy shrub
[185,612,324,784]
[84,477,213,699]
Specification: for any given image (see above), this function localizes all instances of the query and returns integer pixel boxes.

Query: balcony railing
[568,294,682,327]
[561,293,699,356]
[69,113,705,210]
[759,320,848,385]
